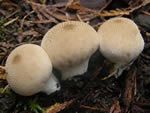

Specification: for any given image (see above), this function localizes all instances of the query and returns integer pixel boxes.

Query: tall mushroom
[98,17,145,78]
[5,44,60,96]
[41,21,99,80]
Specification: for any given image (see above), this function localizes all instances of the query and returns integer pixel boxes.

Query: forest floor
[0,0,150,113]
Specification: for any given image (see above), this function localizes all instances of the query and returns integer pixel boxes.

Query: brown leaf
[44,99,74,113]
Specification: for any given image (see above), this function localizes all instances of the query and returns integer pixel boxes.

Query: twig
[30,20,57,24]
[80,105,106,112]
[1,85,9,94]
[129,0,150,13]
[0,65,5,70]
[15,40,41,47]
[99,0,112,12]
[101,70,117,80]
[3,17,19,27]
[6,9,20,19]
[76,14,83,22]
[142,11,150,16]
[65,13,70,21]
[141,53,150,59]
[20,11,34,31]
[146,32,150,37]
[97,10,129,17]
[0,53,6,55]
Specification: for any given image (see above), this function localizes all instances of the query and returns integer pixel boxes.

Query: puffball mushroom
[98,17,145,78]
[41,21,99,80]
[5,44,60,96]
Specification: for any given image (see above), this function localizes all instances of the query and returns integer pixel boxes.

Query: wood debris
[80,105,106,112]
[109,99,121,113]
[44,99,75,113]
[123,65,137,112]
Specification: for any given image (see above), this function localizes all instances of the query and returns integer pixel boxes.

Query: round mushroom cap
[41,21,99,71]
[98,17,144,65]
[6,44,52,96]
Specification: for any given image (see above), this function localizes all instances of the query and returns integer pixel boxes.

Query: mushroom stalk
[42,73,60,95]
[113,61,133,78]
[61,59,89,80]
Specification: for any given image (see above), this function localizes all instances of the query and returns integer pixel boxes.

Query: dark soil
[0,0,150,113]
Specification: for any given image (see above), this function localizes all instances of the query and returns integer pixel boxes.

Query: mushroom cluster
[97,17,145,77]
[5,18,144,96]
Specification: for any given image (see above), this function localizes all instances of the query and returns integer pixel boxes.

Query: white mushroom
[41,21,99,80]
[98,17,145,78]
[5,44,60,96]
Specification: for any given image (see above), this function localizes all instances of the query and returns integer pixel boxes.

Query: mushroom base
[61,59,89,80]
[42,73,60,95]
[114,61,133,78]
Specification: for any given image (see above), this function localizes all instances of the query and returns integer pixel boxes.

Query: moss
[16,96,45,113]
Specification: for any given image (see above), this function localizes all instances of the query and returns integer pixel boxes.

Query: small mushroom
[98,17,145,77]
[5,44,60,96]
[41,21,99,80]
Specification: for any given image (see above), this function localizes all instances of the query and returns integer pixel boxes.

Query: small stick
[76,14,83,22]
[3,17,19,27]
[80,105,106,112]
[1,85,9,94]
[20,11,34,31]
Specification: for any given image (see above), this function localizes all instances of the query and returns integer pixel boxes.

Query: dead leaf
[44,99,74,113]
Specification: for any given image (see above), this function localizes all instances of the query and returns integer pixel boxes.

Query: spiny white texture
[98,17,144,65]
[6,44,60,96]
[41,21,99,80]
